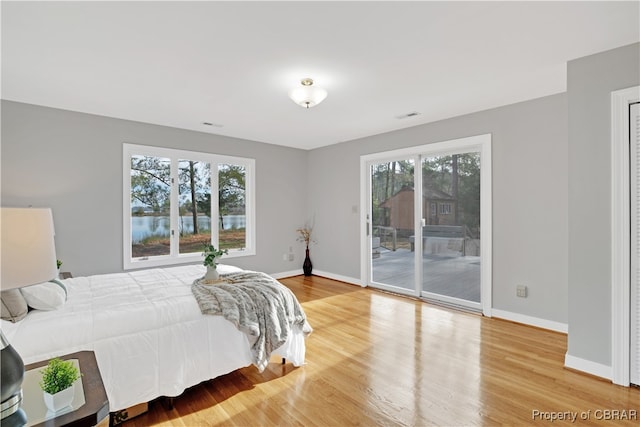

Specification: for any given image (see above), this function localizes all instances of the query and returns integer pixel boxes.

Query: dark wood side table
[24,351,109,427]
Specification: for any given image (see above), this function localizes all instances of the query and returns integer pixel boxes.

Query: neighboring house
[379,186,458,231]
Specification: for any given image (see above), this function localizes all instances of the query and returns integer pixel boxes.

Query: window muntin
[123,144,255,269]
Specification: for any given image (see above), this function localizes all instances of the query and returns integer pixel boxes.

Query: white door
[631,101,640,385]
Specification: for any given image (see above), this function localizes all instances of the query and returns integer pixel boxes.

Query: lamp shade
[1,208,57,290]
[288,78,328,108]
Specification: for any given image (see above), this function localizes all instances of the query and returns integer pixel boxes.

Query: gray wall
[567,43,640,366]
[308,93,569,324]
[1,101,309,276]
[2,93,570,325]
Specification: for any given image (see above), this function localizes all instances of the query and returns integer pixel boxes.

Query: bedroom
[1,1,640,426]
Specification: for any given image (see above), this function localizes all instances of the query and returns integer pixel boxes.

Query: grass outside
[132,229,246,258]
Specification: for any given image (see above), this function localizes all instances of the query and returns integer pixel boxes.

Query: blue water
[132,215,245,243]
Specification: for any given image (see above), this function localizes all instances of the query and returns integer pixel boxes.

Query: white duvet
[0,264,309,411]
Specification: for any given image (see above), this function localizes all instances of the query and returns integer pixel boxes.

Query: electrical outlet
[516,285,528,298]
[288,253,295,262]
[282,254,288,261]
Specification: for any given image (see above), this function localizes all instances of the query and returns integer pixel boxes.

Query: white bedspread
[0,265,310,411]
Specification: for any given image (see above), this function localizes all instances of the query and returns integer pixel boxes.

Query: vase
[43,384,75,412]
[204,266,219,282]
[303,248,313,276]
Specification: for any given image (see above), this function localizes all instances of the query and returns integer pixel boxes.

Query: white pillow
[20,280,67,311]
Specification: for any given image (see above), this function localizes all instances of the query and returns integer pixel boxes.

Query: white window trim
[123,143,256,270]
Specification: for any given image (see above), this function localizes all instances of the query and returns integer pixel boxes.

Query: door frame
[360,134,492,316]
[611,85,640,386]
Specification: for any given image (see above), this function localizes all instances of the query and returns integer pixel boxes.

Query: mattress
[0,264,309,411]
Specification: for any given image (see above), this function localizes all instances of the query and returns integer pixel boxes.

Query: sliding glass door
[420,153,482,310]
[363,135,491,314]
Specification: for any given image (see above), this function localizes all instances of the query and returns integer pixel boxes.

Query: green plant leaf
[39,358,81,394]
[202,244,228,267]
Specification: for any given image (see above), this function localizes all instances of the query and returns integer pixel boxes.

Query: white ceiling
[2,1,639,150]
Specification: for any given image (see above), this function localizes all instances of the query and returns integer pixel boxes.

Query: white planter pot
[43,385,74,412]
[204,266,219,282]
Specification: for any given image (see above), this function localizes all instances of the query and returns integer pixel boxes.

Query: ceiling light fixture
[288,78,327,109]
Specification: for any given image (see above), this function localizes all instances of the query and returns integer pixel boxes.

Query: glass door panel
[421,153,481,308]
[370,159,416,294]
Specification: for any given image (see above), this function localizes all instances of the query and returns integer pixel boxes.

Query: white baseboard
[311,270,363,286]
[270,269,362,286]
[275,269,362,286]
[564,353,612,381]
[270,270,303,279]
[491,309,568,333]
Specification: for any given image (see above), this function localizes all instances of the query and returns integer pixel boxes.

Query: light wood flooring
[123,275,639,426]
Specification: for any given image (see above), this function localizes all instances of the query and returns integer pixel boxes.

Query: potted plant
[39,357,80,412]
[202,244,228,282]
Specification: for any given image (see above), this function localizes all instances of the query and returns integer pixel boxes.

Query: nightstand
[23,351,109,427]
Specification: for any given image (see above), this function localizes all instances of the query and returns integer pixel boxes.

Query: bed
[0,264,312,412]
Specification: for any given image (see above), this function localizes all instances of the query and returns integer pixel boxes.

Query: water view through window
[131,215,246,243]
[125,144,253,266]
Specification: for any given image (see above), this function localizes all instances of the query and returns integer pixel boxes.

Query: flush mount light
[288,78,328,108]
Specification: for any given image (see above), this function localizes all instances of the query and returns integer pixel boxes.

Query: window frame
[123,143,255,270]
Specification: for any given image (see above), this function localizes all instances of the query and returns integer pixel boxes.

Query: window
[123,144,255,269]
[439,203,451,215]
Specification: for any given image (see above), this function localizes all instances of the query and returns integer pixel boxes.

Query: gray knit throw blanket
[192,271,309,372]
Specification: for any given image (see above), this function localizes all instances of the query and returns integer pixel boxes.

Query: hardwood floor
[123,275,639,426]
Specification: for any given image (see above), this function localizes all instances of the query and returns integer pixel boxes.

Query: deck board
[373,247,481,302]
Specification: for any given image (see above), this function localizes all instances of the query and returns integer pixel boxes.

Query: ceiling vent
[202,122,223,128]
[395,111,421,120]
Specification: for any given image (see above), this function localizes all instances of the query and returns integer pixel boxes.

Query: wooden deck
[122,275,639,426]
[373,247,481,302]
